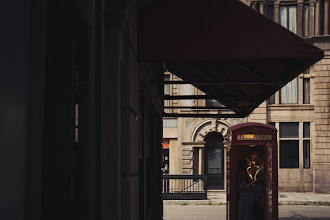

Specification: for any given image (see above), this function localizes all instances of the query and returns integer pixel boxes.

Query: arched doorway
[204,132,224,189]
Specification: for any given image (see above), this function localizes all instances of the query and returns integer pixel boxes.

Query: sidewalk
[163,192,330,206]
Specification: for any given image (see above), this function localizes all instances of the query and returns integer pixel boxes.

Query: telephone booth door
[226,122,278,220]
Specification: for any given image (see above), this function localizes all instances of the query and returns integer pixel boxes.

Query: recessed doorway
[204,132,224,189]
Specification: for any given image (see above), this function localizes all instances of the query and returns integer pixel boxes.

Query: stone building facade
[163,0,330,193]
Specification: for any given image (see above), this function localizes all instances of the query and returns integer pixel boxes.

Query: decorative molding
[192,119,231,142]
[185,118,195,128]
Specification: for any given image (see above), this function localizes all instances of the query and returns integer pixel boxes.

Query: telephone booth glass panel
[226,122,278,220]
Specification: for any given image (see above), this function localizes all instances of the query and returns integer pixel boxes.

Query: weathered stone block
[314,168,330,193]
[315,136,330,143]
[315,124,330,131]
[182,150,192,156]
[315,77,330,83]
[182,160,193,165]
[182,169,193,174]
[182,164,193,169]
[314,94,330,101]
[314,88,330,95]
[320,58,330,65]
[314,101,330,107]
[314,154,330,162]
[314,82,330,88]
[182,155,193,160]
[315,148,330,154]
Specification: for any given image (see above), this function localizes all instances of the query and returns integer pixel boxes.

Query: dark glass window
[164,74,170,113]
[303,68,310,75]
[268,94,275,104]
[303,140,310,169]
[303,122,310,138]
[164,74,170,94]
[268,122,275,127]
[320,1,325,35]
[280,122,299,138]
[267,5,274,20]
[206,99,222,107]
[280,140,299,168]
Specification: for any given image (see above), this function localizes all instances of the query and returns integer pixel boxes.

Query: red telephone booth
[226,122,278,220]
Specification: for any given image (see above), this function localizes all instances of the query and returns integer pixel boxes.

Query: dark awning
[137,0,324,117]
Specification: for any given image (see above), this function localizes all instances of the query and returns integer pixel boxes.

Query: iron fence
[163,175,207,200]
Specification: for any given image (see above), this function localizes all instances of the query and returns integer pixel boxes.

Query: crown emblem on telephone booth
[247,161,260,181]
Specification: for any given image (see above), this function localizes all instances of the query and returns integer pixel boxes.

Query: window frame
[279,122,300,168]
[164,74,171,113]
[303,122,311,169]
[264,2,314,105]
[270,122,312,169]
[268,69,314,106]
[279,4,298,34]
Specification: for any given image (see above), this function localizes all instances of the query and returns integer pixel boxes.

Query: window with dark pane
[164,74,170,113]
[280,140,299,168]
[303,122,310,138]
[320,1,325,35]
[303,140,310,169]
[267,5,274,20]
[206,99,222,107]
[303,68,310,75]
[280,122,299,138]
[268,122,275,127]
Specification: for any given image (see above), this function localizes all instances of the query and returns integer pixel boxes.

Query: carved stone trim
[192,120,232,142]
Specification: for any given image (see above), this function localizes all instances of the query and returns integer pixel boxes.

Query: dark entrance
[204,132,224,189]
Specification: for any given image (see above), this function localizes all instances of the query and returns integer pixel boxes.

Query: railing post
[204,176,208,198]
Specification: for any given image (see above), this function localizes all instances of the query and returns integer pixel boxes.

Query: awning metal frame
[164,81,282,85]
[163,113,243,118]
[164,106,253,110]
[162,82,247,118]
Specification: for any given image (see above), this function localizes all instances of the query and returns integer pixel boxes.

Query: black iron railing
[162,175,207,200]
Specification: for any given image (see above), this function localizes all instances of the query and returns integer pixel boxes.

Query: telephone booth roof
[231,122,277,132]
[231,122,277,144]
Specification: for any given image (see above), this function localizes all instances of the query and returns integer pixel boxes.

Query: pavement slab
[163,192,330,206]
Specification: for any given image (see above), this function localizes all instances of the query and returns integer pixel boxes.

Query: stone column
[199,148,203,175]
[315,0,321,35]
[325,0,329,35]
[274,3,280,23]
[298,3,304,37]
[260,2,265,15]
[310,1,316,36]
